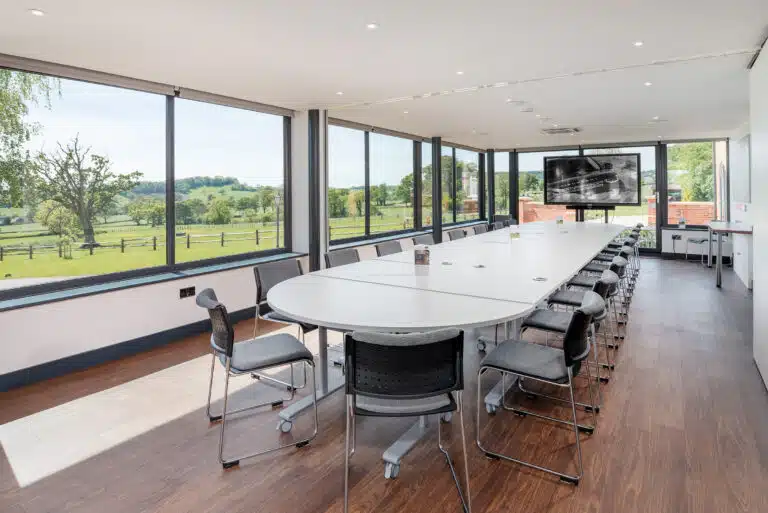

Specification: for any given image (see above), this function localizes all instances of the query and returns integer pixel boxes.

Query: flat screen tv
[543,153,641,207]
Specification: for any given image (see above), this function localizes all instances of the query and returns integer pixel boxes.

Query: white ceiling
[1,0,766,147]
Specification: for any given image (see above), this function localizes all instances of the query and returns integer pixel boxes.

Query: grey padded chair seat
[548,289,585,307]
[522,309,570,333]
[357,395,453,415]
[262,311,317,332]
[229,333,313,373]
[412,233,435,245]
[480,340,569,383]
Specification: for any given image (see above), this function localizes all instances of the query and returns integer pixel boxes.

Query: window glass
[455,149,480,222]
[441,146,454,223]
[327,125,365,241]
[369,133,414,235]
[174,99,285,262]
[421,142,433,227]
[517,150,578,224]
[666,142,716,226]
[494,151,510,217]
[0,70,165,288]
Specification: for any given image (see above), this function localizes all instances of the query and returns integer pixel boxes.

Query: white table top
[268,221,625,332]
[708,221,753,234]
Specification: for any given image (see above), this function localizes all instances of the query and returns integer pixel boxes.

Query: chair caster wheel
[222,460,239,469]
[384,462,400,479]
[599,377,610,384]
[440,412,453,423]
[477,340,486,352]
[208,415,222,423]
[560,475,579,485]
[295,440,310,449]
[485,403,497,415]
[277,420,293,433]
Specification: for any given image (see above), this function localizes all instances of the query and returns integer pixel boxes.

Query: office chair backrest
[492,221,503,231]
[375,240,402,257]
[509,218,519,225]
[325,248,360,268]
[196,288,234,357]
[473,224,488,235]
[254,259,303,304]
[412,233,435,245]
[611,256,629,278]
[448,229,466,241]
[344,329,464,399]
[502,220,510,227]
[562,291,602,368]
[599,269,620,297]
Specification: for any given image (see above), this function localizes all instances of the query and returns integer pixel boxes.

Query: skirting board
[0,306,256,392]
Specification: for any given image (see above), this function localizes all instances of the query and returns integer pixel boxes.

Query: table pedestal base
[382,415,429,479]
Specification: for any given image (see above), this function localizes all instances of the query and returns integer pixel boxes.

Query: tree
[95,196,119,224]
[0,70,60,207]
[495,174,509,210]
[236,195,260,212]
[348,189,364,217]
[32,137,141,244]
[147,200,165,227]
[668,143,714,202]
[206,197,232,224]
[519,172,541,194]
[395,174,413,207]
[35,199,80,237]
[176,198,206,224]
[259,187,275,213]
[127,199,149,225]
[328,187,348,218]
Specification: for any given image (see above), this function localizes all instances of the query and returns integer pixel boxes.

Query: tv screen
[543,154,641,206]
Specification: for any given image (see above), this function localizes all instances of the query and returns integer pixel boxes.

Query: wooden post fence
[121,238,125,253]
[255,229,259,245]
[220,232,225,247]
[187,233,191,248]
[0,247,3,261]
[29,245,33,259]
[153,236,157,251]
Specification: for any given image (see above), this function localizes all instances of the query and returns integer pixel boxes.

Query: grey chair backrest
[254,259,303,304]
[196,288,234,357]
[563,291,602,368]
[509,218,519,226]
[412,233,435,245]
[375,240,402,257]
[447,229,466,241]
[325,248,360,268]
[502,220,511,227]
[492,221,503,231]
[473,224,488,235]
[600,269,620,296]
[344,329,464,401]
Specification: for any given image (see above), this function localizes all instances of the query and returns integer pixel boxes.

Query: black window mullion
[413,141,422,230]
[478,152,486,221]
[364,131,371,236]
[282,116,292,251]
[452,147,457,223]
[165,95,176,267]
[510,151,519,223]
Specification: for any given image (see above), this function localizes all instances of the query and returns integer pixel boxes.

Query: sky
[25,78,285,187]
[24,75,657,190]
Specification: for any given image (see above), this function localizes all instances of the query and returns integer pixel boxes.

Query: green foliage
[206,197,233,224]
[0,70,60,207]
[176,197,207,224]
[328,187,349,218]
[668,143,714,202]
[395,174,413,207]
[31,136,142,242]
[127,197,165,226]
[495,173,509,210]
[236,195,260,212]
[348,189,364,217]
[371,183,389,207]
[259,187,276,213]
[35,199,80,238]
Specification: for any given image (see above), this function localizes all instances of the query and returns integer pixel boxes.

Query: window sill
[442,219,487,230]
[0,251,305,313]
[330,229,430,251]
[660,225,710,232]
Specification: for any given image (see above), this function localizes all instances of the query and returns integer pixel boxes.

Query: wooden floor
[2,258,767,513]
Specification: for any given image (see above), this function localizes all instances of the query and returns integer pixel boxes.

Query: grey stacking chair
[325,248,360,268]
[491,221,503,231]
[253,259,316,390]
[477,291,602,485]
[447,228,467,241]
[412,233,435,245]
[502,220,511,227]
[197,288,318,469]
[343,329,471,513]
[375,240,402,257]
[473,224,489,235]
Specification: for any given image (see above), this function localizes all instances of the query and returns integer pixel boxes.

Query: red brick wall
[647,197,715,225]
[519,197,576,223]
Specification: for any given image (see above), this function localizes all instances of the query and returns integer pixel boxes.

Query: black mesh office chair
[325,248,360,268]
[477,291,602,485]
[343,329,471,513]
[197,288,318,469]
[473,224,489,235]
[491,221,504,231]
[253,260,317,390]
[375,240,402,256]
[412,233,435,245]
[448,228,467,241]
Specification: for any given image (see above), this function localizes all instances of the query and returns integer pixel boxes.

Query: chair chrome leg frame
[477,367,594,485]
[344,392,472,513]
[251,320,309,391]
[210,355,318,469]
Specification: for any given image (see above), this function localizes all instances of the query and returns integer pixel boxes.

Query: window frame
[0,56,293,302]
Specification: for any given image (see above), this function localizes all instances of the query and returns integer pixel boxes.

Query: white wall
[749,49,768,384]
[729,127,753,288]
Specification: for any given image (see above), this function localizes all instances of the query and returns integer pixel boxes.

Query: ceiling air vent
[541,127,581,135]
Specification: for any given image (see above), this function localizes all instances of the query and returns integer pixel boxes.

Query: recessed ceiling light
[644,81,653,87]
[403,110,409,114]
[336,91,344,96]
[652,116,659,120]
[456,71,464,75]
[28,8,45,16]
[658,135,662,139]
[634,41,644,47]
[366,22,379,30]
[553,124,559,128]
[535,114,541,118]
